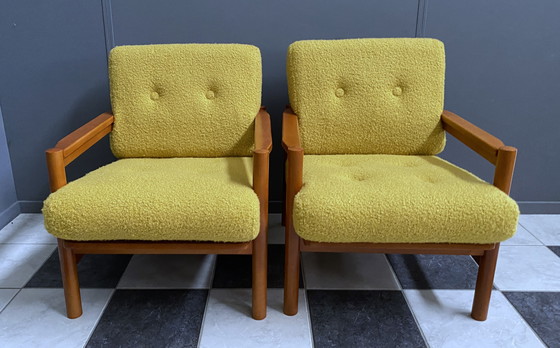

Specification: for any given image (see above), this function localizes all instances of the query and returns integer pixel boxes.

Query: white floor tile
[268,214,284,244]
[199,289,312,348]
[404,290,545,348]
[502,224,542,246]
[494,246,560,291]
[519,215,560,245]
[0,288,113,348]
[302,252,400,290]
[0,243,56,287]
[0,289,18,312]
[117,254,216,289]
[0,214,56,244]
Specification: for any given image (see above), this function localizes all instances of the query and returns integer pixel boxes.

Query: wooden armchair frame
[282,106,517,321]
[46,107,272,320]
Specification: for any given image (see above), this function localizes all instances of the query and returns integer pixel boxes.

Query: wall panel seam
[101,0,115,58]
[415,0,428,37]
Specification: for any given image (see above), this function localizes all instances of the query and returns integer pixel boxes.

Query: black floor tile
[548,246,560,258]
[386,254,478,289]
[504,292,560,348]
[25,251,132,288]
[307,290,426,348]
[212,244,303,288]
[87,289,207,348]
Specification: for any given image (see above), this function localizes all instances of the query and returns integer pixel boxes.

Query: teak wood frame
[282,106,517,321]
[46,107,272,320]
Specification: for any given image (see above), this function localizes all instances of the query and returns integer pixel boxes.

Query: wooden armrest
[441,110,505,164]
[52,112,114,165]
[254,107,272,153]
[441,110,517,194]
[283,106,304,199]
[282,106,302,151]
[46,112,114,192]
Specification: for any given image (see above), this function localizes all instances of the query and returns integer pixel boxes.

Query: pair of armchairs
[43,39,518,322]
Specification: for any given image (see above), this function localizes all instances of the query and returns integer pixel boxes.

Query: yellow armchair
[43,44,271,320]
[282,38,518,321]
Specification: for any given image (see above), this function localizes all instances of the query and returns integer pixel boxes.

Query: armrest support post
[46,148,67,193]
[252,106,272,231]
[493,146,517,195]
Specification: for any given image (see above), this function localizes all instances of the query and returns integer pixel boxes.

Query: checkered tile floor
[1,214,559,347]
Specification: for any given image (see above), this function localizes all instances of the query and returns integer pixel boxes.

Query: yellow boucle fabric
[293,155,519,244]
[287,38,446,155]
[43,158,260,242]
[109,44,262,158]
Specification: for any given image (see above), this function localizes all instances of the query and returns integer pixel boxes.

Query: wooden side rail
[63,240,253,255]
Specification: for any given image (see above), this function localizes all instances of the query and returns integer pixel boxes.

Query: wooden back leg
[284,223,300,316]
[252,227,268,320]
[57,239,83,319]
[471,244,500,321]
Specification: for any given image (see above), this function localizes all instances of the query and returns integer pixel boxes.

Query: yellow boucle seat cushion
[293,155,519,244]
[43,158,260,242]
[109,44,262,158]
[287,38,446,155]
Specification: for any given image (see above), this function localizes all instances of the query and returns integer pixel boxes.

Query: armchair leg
[281,201,286,227]
[281,151,287,227]
[57,239,82,319]
[252,230,267,320]
[284,224,300,316]
[471,244,500,321]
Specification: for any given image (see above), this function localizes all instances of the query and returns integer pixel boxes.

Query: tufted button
[424,177,438,184]
[353,174,366,182]
[335,88,345,97]
[150,91,160,100]
[392,86,402,96]
[206,90,215,100]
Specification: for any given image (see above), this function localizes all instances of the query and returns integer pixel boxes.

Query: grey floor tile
[87,289,207,348]
[0,243,56,288]
[307,290,426,348]
[405,290,544,348]
[504,292,560,348]
[118,254,215,289]
[26,251,132,288]
[0,289,18,313]
[268,213,285,244]
[199,289,312,348]
[494,246,560,291]
[387,254,478,289]
[519,215,560,245]
[0,214,56,244]
[212,245,302,288]
[0,288,112,348]
[303,253,400,290]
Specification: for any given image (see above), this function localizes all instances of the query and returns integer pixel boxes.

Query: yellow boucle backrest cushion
[109,44,262,158]
[287,38,446,155]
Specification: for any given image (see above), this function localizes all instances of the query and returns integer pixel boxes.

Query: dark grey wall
[0,106,18,227]
[427,0,560,213]
[0,0,558,214]
[0,0,113,213]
